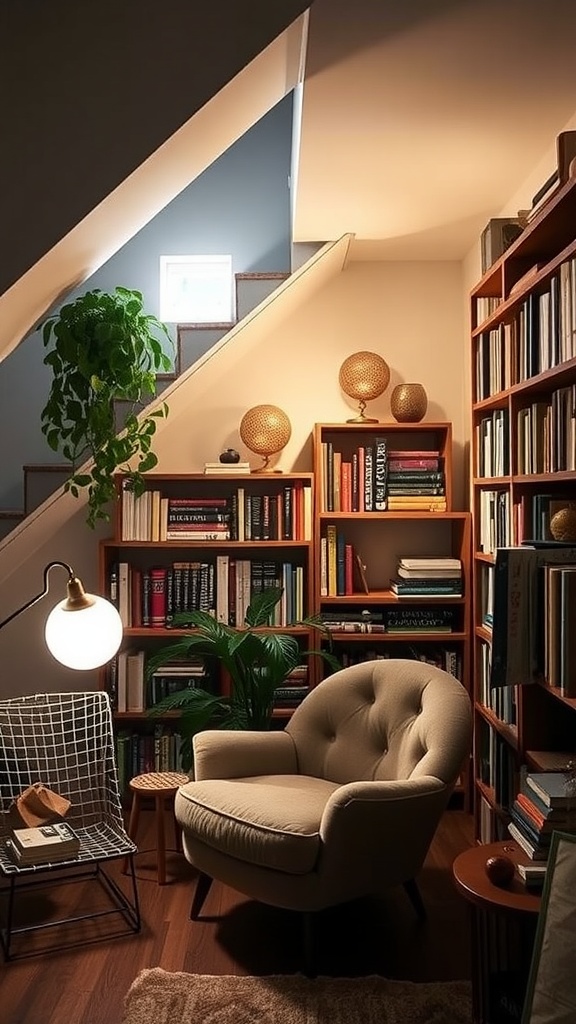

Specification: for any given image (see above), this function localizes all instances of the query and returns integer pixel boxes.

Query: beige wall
[0,254,466,697]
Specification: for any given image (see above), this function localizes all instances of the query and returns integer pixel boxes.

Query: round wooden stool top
[129,771,190,796]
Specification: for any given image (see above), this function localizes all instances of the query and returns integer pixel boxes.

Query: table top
[453,840,542,915]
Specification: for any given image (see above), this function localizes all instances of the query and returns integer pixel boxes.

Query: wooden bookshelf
[470,175,576,842]
[98,472,316,790]
[312,421,472,804]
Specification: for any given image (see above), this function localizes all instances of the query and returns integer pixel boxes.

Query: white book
[117,650,128,713]
[400,557,461,570]
[118,562,131,627]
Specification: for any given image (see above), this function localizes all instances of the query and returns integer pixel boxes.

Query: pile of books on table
[508,768,576,888]
[6,822,81,867]
[390,557,463,599]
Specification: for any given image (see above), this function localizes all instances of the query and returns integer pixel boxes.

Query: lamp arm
[0,560,75,632]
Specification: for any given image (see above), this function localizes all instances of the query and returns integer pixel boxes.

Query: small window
[159,255,233,323]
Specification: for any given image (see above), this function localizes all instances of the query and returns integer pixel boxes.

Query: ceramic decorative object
[219,448,240,464]
[550,505,576,542]
[338,351,390,423]
[239,404,292,473]
[390,382,428,423]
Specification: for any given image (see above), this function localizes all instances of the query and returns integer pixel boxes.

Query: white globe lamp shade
[45,595,123,670]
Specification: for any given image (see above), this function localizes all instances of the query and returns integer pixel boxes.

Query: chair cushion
[176,775,339,875]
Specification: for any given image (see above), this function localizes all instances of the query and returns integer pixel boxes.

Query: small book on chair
[7,822,80,865]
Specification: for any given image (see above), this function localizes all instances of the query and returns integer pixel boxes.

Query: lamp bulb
[45,595,123,670]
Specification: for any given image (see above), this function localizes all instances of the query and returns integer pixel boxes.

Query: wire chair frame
[0,691,140,959]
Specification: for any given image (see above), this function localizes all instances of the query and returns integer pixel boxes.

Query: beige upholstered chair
[175,659,472,964]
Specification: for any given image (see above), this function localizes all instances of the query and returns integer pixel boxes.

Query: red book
[357,447,365,512]
[387,450,440,457]
[149,567,167,628]
[341,462,352,512]
[388,458,440,471]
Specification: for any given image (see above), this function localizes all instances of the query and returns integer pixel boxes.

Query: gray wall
[0,0,308,294]
[0,94,293,511]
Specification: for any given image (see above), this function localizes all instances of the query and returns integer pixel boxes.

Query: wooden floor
[1,806,474,1024]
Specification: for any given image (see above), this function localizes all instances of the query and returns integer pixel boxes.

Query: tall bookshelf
[470,174,576,843]
[98,471,315,791]
[312,421,472,803]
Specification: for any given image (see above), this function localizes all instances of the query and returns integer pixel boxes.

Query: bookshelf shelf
[470,174,576,843]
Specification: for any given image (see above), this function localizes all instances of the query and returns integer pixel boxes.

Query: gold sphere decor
[550,505,576,542]
[338,351,390,423]
[390,382,428,423]
[239,404,292,473]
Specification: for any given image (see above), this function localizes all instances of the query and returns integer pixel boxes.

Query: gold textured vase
[390,383,428,423]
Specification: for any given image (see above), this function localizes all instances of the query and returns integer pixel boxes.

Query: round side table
[453,840,542,1024]
[123,771,190,885]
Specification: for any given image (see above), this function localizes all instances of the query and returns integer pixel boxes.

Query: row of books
[120,481,312,542]
[319,441,446,513]
[516,385,576,475]
[330,646,462,679]
[477,490,512,555]
[111,558,307,630]
[320,606,457,634]
[490,543,576,692]
[475,409,510,478]
[116,727,185,792]
[474,254,576,402]
[109,654,209,713]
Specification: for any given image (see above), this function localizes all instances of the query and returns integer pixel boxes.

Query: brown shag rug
[121,968,473,1024]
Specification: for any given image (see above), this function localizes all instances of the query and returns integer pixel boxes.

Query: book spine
[326,525,337,596]
[149,567,167,627]
[374,437,388,511]
[364,446,374,511]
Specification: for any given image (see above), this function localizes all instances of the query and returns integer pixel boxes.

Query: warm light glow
[44,595,123,670]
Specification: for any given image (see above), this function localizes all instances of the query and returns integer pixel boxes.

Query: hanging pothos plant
[41,286,174,528]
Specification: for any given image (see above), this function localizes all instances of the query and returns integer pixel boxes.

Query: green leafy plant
[147,587,341,771]
[41,286,174,528]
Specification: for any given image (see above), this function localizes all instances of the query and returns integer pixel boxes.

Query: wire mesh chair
[0,691,140,959]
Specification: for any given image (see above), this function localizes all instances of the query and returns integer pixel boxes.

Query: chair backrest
[286,659,472,786]
[0,691,124,830]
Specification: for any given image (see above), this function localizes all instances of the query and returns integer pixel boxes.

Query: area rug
[121,967,473,1024]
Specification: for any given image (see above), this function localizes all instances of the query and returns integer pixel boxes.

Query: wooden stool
[123,771,190,885]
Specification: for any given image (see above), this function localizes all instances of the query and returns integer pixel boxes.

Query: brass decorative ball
[239,404,292,471]
[338,351,390,422]
[550,505,576,542]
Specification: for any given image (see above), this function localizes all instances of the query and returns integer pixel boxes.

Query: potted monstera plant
[147,586,341,771]
[41,286,174,528]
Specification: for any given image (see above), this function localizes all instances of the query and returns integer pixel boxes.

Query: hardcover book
[9,822,81,865]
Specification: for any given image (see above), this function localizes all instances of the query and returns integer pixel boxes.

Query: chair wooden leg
[156,794,167,885]
[122,790,141,874]
[302,911,317,978]
[403,878,427,920]
[190,871,213,919]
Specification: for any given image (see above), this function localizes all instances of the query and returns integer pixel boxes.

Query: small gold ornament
[239,404,292,473]
[550,505,576,542]
[390,382,428,423]
[338,351,390,423]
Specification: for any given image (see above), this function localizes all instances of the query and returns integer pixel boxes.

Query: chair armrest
[319,776,449,886]
[192,729,298,780]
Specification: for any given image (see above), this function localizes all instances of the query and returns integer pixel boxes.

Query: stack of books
[508,768,576,874]
[390,557,463,599]
[7,822,81,866]
[386,449,446,511]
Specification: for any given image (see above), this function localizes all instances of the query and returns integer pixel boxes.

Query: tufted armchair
[175,659,472,964]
